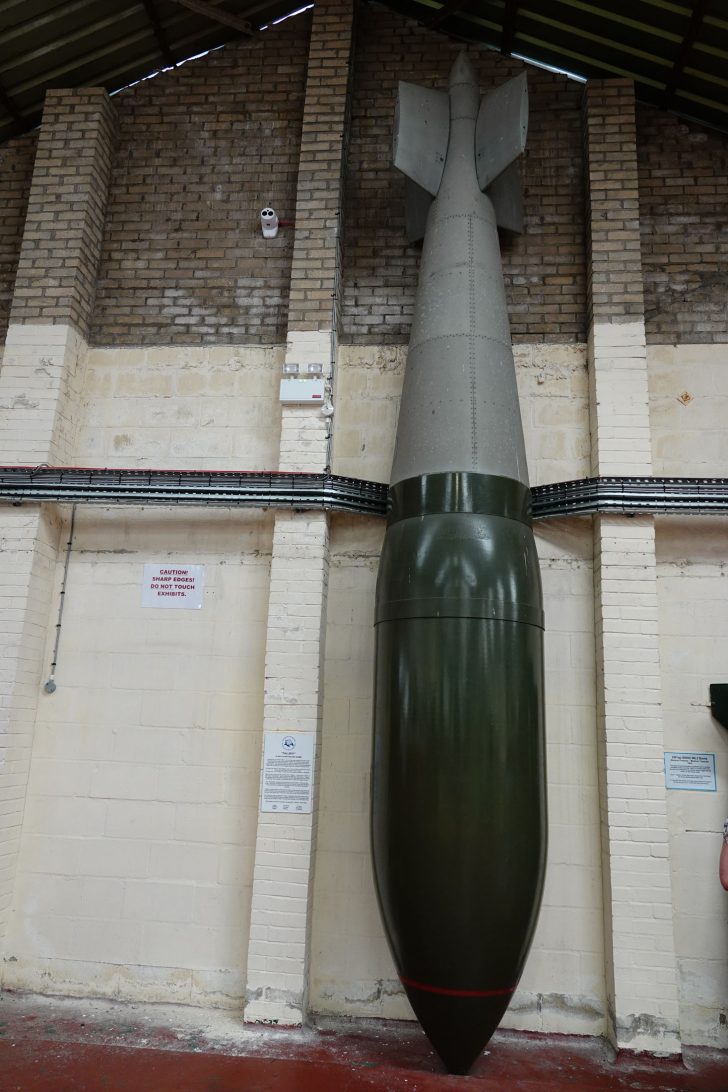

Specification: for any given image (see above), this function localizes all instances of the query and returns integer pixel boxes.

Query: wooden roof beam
[500,0,519,55]
[428,0,470,32]
[662,0,707,107]
[169,0,253,36]
[142,0,177,67]
[0,77,28,137]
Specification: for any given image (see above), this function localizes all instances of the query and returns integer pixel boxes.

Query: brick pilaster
[244,512,329,1025]
[2,88,116,466]
[285,0,352,336]
[9,88,116,337]
[583,80,681,1054]
[244,0,354,1025]
[0,90,115,951]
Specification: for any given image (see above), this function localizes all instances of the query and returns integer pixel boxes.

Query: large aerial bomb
[370,53,547,1076]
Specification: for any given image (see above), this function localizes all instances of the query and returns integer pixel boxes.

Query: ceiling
[0,0,726,145]
[387,0,728,132]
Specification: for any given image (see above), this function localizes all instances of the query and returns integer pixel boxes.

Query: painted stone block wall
[1,508,273,1006]
[90,20,310,346]
[1,341,283,1003]
[0,131,38,346]
[75,346,283,469]
[649,344,728,478]
[649,344,728,1046]
[655,520,728,1048]
[332,343,590,488]
[638,106,728,345]
[341,5,586,345]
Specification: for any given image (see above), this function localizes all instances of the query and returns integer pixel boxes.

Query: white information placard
[261,732,314,813]
[664,751,716,792]
[142,564,204,609]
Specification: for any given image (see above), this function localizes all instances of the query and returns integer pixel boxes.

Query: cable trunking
[2,467,728,518]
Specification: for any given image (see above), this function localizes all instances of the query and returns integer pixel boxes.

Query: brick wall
[341,5,586,345]
[637,104,728,344]
[90,20,310,347]
[0,131,37,346]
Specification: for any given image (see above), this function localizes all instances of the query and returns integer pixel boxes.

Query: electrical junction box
[279,378,326,404]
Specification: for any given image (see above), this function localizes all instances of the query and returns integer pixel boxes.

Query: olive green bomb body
[371,54,547,1075]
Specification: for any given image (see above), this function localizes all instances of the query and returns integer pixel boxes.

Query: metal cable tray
[0,467,388,516]
[531,476,728,519]
[1,468,728,519]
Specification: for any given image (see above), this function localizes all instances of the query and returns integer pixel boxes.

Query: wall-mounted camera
[260,208,279,239]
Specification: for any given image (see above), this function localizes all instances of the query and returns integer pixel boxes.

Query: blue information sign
[664,751,717,792]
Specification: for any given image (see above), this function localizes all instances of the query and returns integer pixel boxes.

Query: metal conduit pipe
[2,467,728,519]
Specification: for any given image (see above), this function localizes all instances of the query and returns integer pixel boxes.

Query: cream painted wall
[2,507,273,1006]
[656,521,728,1047]
[649,344,728,478]
[75,346,284,468]
[16,337,728,1037]
[508,519,604,1035]
[2,343,284,1005]
[311,344,605,1033]
[333,343,590,487]
[649,345,728,1046]
[309,517,403,1017]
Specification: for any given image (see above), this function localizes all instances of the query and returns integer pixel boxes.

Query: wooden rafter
[169,0,252,36]
[662,0,708,107]
[429,0,471,32]
[500,0,519,55]
[142,0,177,67]
[0,77,27,136]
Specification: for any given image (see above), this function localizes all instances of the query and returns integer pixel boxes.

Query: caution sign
[142,564,204,609]
[261,732,314,813]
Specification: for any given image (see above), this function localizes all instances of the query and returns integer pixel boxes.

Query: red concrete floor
[0,991,726,1091]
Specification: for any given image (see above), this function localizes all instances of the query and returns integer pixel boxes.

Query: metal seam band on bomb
[375,596,544,628]
[379,471,543,628]
[387,471,531,526]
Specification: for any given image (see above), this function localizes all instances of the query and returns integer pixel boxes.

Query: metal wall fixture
[44,504,77,694]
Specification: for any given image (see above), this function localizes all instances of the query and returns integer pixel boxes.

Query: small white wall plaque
[261,732,314,813]
[664,751,717,792]
[142,564,204,609]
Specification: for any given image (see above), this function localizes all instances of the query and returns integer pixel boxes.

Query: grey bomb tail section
[390,54,528,485]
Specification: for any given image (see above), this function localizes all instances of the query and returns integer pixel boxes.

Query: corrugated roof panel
[0,0,727,144]
[0,0,262,142]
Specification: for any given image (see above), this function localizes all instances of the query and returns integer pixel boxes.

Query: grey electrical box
[279,378,326,404]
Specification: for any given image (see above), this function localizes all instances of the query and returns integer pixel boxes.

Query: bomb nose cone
[449,50,478,90]
[406,986,511,1075]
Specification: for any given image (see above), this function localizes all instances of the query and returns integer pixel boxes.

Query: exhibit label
[664,751,716,792]
[261,732,314,813]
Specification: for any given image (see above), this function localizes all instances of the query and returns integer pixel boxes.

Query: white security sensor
[260,208,279,238]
